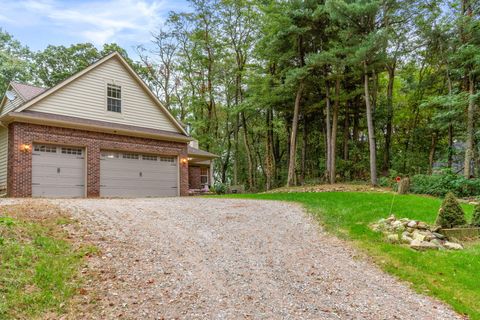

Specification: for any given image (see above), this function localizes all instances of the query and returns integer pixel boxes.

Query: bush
[410,170,480,197]
[435,192,467,228]
[213,183,227,195]
[471,204,480,227]
[378,170,400,189]
[378,177,392,188]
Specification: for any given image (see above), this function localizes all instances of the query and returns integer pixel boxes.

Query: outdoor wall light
[180,157,188,165]
[20,144,31,152]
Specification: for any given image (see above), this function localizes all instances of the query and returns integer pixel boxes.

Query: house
[0,52,217,197]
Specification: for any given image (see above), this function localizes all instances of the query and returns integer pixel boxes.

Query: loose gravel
[5,198,463,319]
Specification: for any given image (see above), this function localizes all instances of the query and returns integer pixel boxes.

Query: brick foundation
[7,122,189,197]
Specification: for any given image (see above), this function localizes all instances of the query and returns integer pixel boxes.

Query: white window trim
[104,80,124,118]
[200,167,209,186]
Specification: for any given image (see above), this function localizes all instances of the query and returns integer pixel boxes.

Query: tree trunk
[330,77,340,184]
[241,112,255,189]
[383,62,395,176]
[233,111,239,185]
[325,80,332,182]
[448,124,454,168]
[464,73,476,178]
[300,116,307,185]
[221,120,232,183]
[287,81,304,187]
[364,62,377,186]
[428,132,437,174]
[447,66,454,169]
[265,107,275,190]
[343,101,349,161]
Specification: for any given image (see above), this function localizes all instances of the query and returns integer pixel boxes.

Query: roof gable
[10,82,46,102]
[0,83,27,116]
[16,52,187,135]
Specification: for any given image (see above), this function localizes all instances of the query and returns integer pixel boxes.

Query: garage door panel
[100,152,178,197]
[32,185,85,197]
[100,162,176,170]
[32,144,85,197]
[100,170,178,180]
[32,166,84,177]
[100,186,177,197]
[32,175,84,186]
[101,178,177,185]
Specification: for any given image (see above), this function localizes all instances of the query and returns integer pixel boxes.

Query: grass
[224,191,480,319]
[0,203,96,319]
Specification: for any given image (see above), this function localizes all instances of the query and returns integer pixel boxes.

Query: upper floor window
[107,83,121,113]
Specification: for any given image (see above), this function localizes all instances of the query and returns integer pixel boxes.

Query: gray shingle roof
[6,110,191,142]
[10,82,47,102]
[188,146,218,158]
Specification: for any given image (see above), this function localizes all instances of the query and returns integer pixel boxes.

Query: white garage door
[100,151,178,197]
[32,144,85,197]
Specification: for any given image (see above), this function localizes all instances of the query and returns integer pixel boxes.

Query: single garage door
[32,144,85,197]
[100,151,178,197]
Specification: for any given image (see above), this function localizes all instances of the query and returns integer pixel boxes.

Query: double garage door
[32,144,178,197]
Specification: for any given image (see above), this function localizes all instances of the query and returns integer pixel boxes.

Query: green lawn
[224,192,480,319]
[0,203,96,319]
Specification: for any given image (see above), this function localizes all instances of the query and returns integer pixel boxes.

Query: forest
[1,0,479,192]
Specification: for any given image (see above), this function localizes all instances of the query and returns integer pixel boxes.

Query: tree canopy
[1,0,479,191]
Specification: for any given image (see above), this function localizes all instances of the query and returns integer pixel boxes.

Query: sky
[0,0,190,58]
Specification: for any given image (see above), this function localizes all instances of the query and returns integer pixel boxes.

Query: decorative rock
[444,241,463,250]
[392,221,404,229]
[401,234,413,244]
[432,232,445,240]
[410,239,439,251]
[386,215,396,222]
[412,230,426,242]
[387,234,399,243]
[423,231,435,241]
[407,221,417,228]
[371,216,463,250]
[417,222,428,230]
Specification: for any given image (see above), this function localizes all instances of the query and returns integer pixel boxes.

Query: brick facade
[7,122,189,197]
[188,166,201,189]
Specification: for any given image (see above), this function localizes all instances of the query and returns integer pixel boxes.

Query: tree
[436,192,467,228]
[0,29,32,97]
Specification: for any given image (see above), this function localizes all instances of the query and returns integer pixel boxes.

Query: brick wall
[188,166,201,189]
[7,122,189,197]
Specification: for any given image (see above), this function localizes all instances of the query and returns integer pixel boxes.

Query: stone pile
[371,215,463,251]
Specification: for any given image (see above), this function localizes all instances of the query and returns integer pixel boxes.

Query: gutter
[1,112,193,143]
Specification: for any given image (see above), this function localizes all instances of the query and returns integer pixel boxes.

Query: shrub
[471,204,480,227]
[410,170,480,197]
[435,192,467,228]
[213,183,227,195]
[378,170,400,189]
[378,177,392,188]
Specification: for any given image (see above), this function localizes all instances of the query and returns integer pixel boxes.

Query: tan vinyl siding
[0,126,8,191]
[28,57,180,133]
[1,95,24,116]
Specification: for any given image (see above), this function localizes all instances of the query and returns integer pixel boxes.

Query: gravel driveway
[49,198,461,319]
